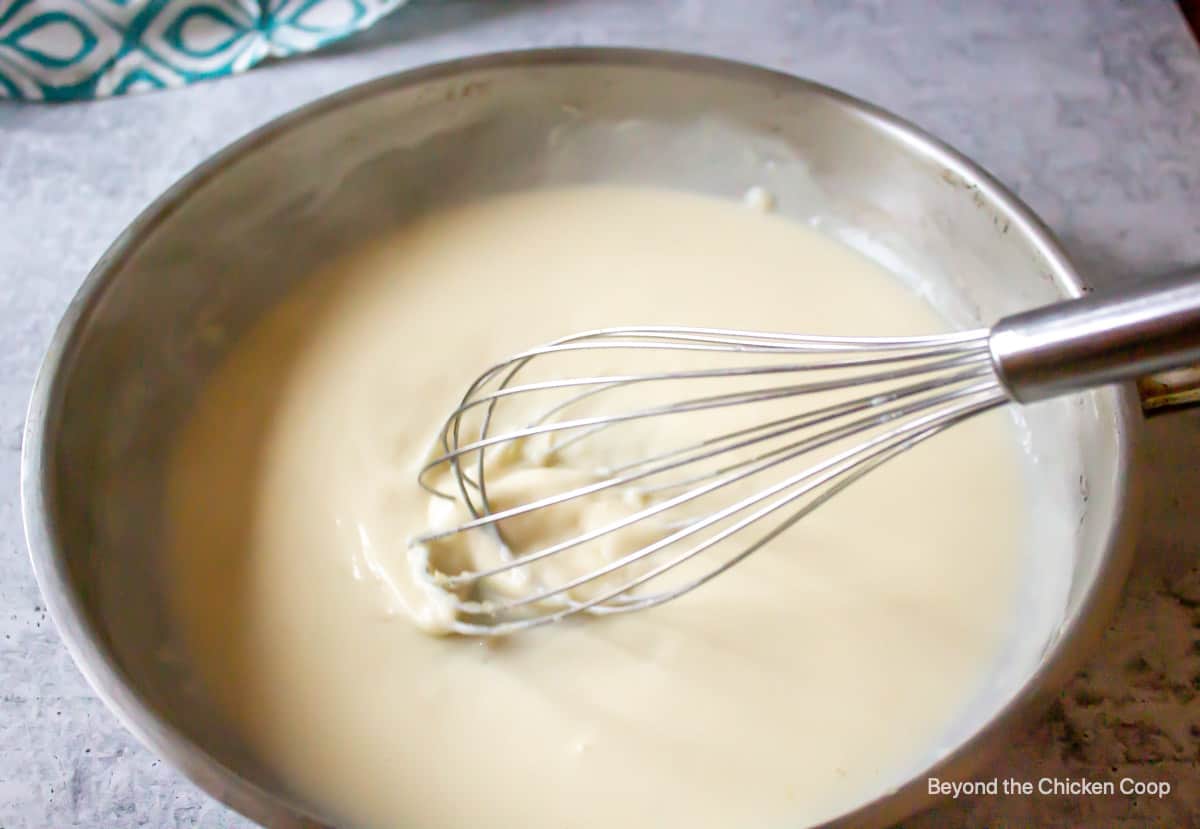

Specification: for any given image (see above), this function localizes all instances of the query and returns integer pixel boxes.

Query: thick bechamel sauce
[166,187,1024,828]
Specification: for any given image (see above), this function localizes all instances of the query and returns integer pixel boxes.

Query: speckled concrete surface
[1,2,1198,827]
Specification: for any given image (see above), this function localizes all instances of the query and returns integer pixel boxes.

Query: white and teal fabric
[0,0,407,101]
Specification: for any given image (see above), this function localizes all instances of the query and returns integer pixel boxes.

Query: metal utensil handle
[989,266,1200,405]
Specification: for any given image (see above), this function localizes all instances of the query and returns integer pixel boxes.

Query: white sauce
[166,187,1025,828]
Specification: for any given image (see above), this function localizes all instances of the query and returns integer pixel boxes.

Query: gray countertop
[2,1,1198,827]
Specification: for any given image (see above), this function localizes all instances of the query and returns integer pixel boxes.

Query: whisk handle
[989,266,1200,403]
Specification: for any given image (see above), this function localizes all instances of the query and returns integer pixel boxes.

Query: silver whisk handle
[989,266,1200,404]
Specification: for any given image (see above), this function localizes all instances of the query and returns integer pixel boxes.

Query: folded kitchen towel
[0,0,407,101]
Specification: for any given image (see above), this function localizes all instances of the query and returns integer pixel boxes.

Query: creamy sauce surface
[166,187,1024,828]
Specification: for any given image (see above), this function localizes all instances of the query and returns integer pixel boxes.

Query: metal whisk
[413,268,1200,636]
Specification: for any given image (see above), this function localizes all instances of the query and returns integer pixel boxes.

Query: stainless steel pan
[21,48,1200,829]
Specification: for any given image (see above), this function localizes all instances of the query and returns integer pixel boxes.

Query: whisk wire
[411,325,1008,635]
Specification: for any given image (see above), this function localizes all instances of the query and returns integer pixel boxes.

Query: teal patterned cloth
[0,0,407,101]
